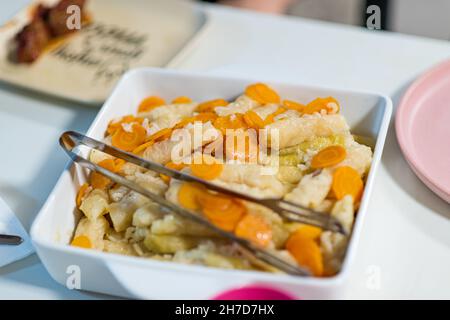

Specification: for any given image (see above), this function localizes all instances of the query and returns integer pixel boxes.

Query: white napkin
[0,196,34,268]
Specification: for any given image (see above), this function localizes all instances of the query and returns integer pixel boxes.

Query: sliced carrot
[71,235,92,249]
[295,225,322,240]
[98,159,116,171]
[243,110,265,129]
[107,116,130,136]
[190,155,223,180]
[235,213,273,247]
[91,172,110,189]
[147,127,173,143]
[137,96,166,113]
[212,117,229,133]
[174,116,196,129]
[160,175,170,184]
[112,124,147,152]
[286,232,323,276]
[197,99,228,113]
[76,183,90,207]
[168,161,187,171]
[264,107,287,125]
[311,145,347,169]
[332,166,363,202]
[203,200,246,232]
[132,140,154,155]
[107,115,143,136]
[194,112,218,123]
[98,158,124,173]
[160,161,186,183]
[229,114,247,129]
[172,96,192,104]
[178,182,205,210]
[197,191,234,211]
[245,83,280,104]
[283,100,306,112]
[173,113,218,130]
[114,159,126,172]
[181,183,247,232]
[213,114,247,134]
[90,158,120,189]
[304,97,340,114]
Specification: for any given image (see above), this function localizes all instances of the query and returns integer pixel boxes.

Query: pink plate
[396,59,450,203]
[212,286,295,300]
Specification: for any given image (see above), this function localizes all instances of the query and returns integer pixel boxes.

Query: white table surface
[0,1,449,299]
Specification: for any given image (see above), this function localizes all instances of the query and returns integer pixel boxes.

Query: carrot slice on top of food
[304,97,340,114]
[213,114,247,134]
[76,183,90,207]
[71,235,92,249]
[91,172,109,190]
[283,100,306,113]
[197,99,229,113]
[264,107,286,125]
[107,115,143,136]
[190,155,224,180]
[114,159,126,172]
[112,123,147,152]
[332,166,364,202]
[203,200,246,232]
[235,213,273,247]
[160,161,186,183]
[212,116,229,133]
[137,96,166,113]
[295,225,322,240]
[285,231,324,276]
[245,83,280,105]
[311,145,347,169]
[196,191,234,211]
[98,159,117,172]
[174,116,196,129]
[147,127,173,143]
[243,110,265,129]
[198,112,219,122]
[172,96,192,104]
[178,184,247,232]
[132,140,154,155]
[173,113,218,131]
[129,126,170,154]
[90,158,121,189]
[178,182,205,210]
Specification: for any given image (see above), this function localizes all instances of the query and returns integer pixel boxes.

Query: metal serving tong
[60,131,346,276]
[0,234,23,245]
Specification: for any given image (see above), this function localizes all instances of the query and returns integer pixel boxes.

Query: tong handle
[0,234,23,245]
[263,199,346,234]
[61,131,345,234]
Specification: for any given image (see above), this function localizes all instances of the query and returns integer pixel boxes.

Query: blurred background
[205,0,450,41]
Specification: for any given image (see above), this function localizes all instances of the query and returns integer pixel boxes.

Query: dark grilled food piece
[15,5,51,63]
[47,0,86,37]
[14,0,87,64]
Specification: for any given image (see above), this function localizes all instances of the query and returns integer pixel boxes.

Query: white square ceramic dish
[30,68,392,299]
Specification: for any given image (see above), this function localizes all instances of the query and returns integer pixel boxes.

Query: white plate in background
[0,0,208,105]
